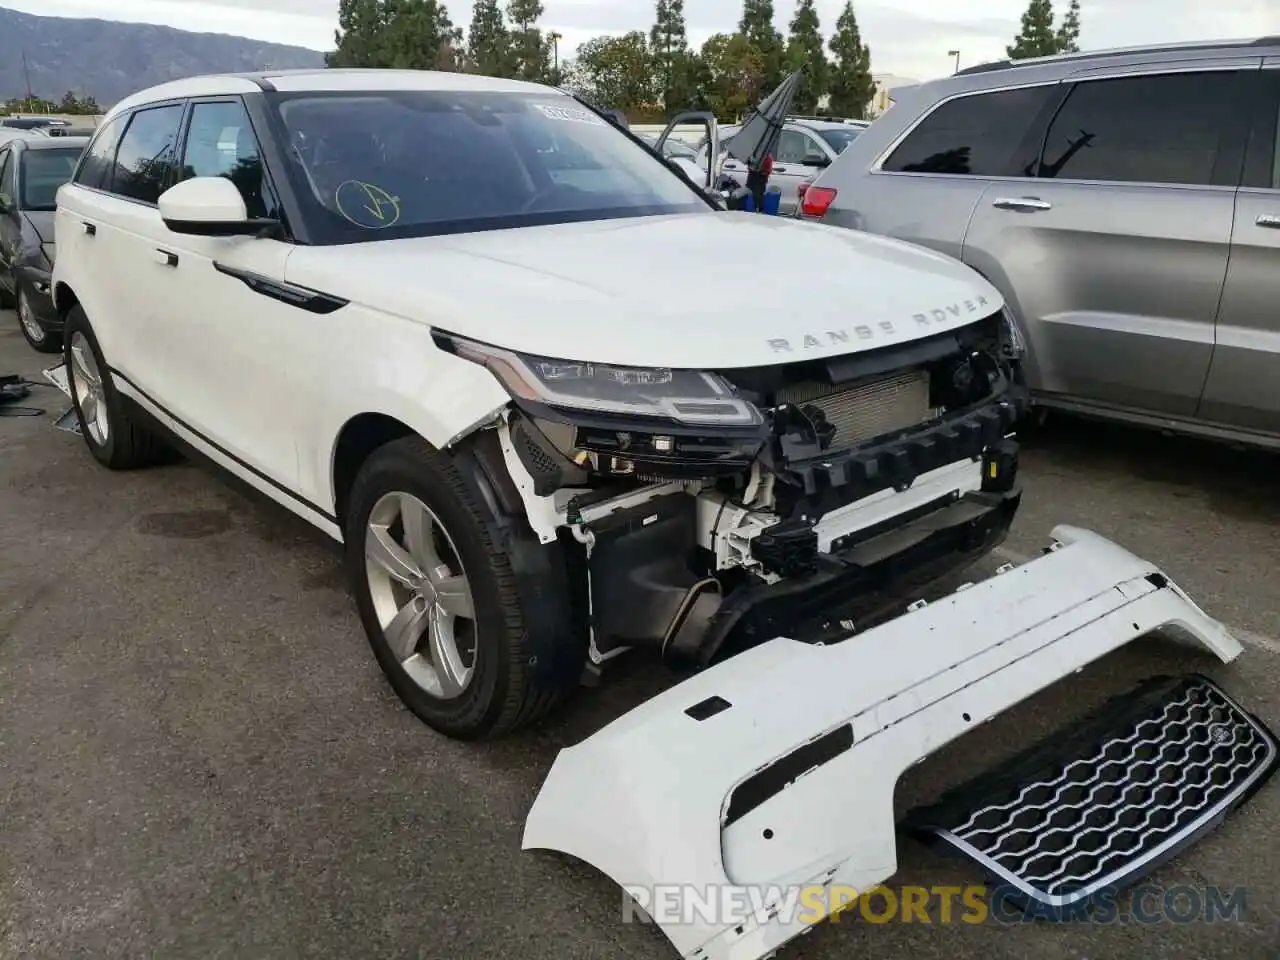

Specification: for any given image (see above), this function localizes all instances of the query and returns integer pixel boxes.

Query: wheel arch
[53,281,80,320]
[328,406,519,529]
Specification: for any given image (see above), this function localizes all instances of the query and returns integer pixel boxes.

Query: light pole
[948,49,961,73]
[550,31,562,84]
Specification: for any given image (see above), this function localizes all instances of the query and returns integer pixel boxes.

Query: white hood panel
[285,212,1004,369]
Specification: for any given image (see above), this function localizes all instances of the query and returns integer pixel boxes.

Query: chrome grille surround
[910,675,1278,908]
[775,370,938,450]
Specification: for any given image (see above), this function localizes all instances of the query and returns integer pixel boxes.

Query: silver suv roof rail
[956,35,1280,76]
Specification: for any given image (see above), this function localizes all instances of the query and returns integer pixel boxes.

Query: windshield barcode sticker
[534,103,606,125]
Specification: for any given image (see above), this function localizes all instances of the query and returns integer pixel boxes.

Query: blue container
[762,185,782,216]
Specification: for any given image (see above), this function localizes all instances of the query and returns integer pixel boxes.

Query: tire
[63,305,166,470]
[16,283,62,354]
[0,281,12,310]
[344,435,574,740]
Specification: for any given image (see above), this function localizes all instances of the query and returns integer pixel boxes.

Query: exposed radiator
[776,369,936,449]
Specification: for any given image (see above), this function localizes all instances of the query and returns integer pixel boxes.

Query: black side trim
[724,724,856,827]
[110,367,338,524]
[212,262,348,314]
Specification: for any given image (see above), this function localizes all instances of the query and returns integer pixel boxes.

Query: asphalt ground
[2,314,1278,960]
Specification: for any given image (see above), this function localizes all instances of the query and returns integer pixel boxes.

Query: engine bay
[484,309,1028,671]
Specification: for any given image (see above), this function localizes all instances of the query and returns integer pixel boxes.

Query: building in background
[869,73,919,116]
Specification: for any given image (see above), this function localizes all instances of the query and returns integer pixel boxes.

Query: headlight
[446,335,763,428]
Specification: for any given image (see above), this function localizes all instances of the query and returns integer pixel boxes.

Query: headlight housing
[445,334,763,428]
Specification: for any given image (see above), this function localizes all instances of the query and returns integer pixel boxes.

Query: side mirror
[159,176,278,237]
[802,152,831,168]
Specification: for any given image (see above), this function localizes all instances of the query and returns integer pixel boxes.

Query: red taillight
[800,185,837,218]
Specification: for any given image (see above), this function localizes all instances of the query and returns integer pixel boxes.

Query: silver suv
[800,38,1280,449]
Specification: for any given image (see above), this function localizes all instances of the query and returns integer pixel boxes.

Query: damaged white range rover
[53,70,1275,960]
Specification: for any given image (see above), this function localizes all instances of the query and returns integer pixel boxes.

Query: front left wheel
[344,435,578,740]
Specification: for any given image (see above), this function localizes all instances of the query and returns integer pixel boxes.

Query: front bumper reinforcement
[523,525,1249,960]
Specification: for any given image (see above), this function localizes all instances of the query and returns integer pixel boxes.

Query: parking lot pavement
[2,312,1278,960]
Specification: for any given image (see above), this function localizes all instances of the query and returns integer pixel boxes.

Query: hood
[284,212,1004,370]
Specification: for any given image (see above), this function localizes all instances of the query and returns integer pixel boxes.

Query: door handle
[81,220,96,236]
[154,248,179,267]
[1256,214,1280,229]
[773,165,789,174]
[992,197,1052,212]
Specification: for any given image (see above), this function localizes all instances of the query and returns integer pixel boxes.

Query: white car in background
[692,117,868,212]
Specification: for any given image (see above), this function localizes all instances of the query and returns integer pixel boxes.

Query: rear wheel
[17,284,62,354]
[344,435,575,739]
[64,306,165,469]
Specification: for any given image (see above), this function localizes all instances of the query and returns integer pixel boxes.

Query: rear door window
[775,129,814,164]
[1037,71,1244,186]
[1241,69,1280,190]
[109,104,185,204]
[882,85,1060,177]
[73,115,126,191]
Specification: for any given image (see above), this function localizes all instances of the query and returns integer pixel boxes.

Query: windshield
[270,90,711,242]
[19,147,81,210]
[817,128,862,153]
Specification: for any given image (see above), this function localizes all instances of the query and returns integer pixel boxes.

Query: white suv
[50,71,1272,960]
[52,68,1030,740]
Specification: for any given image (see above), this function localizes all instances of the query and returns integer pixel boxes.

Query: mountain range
[0,6,326,108]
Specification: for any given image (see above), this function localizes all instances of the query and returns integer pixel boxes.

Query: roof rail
[955,36,1273,77]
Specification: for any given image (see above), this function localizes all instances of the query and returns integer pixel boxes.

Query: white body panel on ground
[522,525,1243,960]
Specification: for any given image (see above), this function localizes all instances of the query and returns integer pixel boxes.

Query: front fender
[299,303,511,515]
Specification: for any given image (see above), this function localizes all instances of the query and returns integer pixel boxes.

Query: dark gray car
[801,37,1280,449]
[0,136,87,352]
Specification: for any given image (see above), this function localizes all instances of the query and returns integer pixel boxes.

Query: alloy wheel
[18,289,44,344]
[364,491,477,699]
[69,331,109,446]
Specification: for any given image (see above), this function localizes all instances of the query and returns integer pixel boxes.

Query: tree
[1007,0,1059,59]
[56,91,102,115]
[1055,0,1082,54]
[564,32,656,113]
[700,32,765,120]
[327,0,386,66]
[507,0,551,82]
[327,0,462,70]
[739,0,785,93]
[651,0,694,114]
[827,2,874,119]
[785,0,828,114]
[466,0,512,75]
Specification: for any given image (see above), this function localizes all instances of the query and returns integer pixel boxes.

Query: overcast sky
[6,0,1277,81]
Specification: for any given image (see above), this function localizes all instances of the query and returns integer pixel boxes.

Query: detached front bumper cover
[523,525,1251,960]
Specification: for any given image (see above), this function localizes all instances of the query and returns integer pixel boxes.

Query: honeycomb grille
[912,676,1278,907]
[776,370,935,450]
